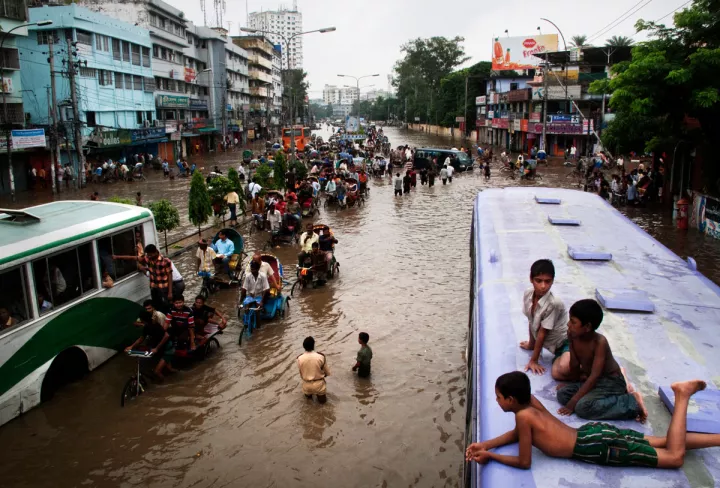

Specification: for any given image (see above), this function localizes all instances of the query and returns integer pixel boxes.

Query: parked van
[413,148,473,171]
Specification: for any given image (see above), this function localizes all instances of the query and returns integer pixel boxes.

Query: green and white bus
[0,201,157,427]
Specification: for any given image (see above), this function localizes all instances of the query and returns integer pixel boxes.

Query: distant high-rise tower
[247,3,303,69]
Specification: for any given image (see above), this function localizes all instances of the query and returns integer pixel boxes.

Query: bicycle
[238,298,263,345]
[121,349,153,407]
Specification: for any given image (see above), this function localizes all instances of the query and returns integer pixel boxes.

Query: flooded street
[2,127,720,488]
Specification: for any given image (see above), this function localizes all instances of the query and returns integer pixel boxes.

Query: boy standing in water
[557,299,648,421]
[466,371,715,470]
[520,260,571,380]
[352,332,373,378]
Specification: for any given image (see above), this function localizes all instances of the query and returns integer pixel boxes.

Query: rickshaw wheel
[279,299,289,318]
[204,337,220,358]
[323,199,329,209]
[121,378,139,407]
[291,280,302,296]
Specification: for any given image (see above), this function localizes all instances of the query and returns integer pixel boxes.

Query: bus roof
[470,187,720,487]
[0,201,152,267]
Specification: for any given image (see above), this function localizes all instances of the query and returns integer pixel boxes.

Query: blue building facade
[19,4,160,165]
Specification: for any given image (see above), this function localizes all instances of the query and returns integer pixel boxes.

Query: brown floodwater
[1,127,720,488]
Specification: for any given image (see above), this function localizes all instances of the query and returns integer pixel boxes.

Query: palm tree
[570,35,589,49]
[605,35,635,47]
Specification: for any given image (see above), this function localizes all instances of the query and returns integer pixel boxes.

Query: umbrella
[339,152,352,161]
[272,143,282,150]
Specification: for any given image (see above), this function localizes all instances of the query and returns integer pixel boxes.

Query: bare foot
[621,367,636,394]
[519,341,534,351]
[632,391,648,423]
[671,380,707,398]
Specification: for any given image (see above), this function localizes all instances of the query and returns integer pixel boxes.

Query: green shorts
[572,422,658,467]
[552,339,570,363]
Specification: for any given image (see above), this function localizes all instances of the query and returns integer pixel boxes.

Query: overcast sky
[174,0,686,98]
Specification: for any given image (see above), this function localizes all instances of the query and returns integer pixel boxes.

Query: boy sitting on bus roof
[556,299,648,422]
[466,372,718,470]
[520,260,571,380]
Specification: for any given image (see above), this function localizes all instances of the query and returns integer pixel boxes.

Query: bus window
[98,228,140,281]
[78,243,97,293]
[0,266,32,332]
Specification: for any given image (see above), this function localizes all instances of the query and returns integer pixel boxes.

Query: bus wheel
[41,347,89,402]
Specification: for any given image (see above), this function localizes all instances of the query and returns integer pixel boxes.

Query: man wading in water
[297,336,331,403]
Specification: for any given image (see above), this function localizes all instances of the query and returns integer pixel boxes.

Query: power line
[654,0,692,23]
[587,0,656,44]
[586,0,648,40]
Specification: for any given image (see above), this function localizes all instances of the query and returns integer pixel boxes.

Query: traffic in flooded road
[1,126,720,488]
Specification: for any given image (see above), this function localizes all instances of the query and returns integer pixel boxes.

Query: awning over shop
[131,138,167,146]
[198,128,218,133]
[182,132,201,138]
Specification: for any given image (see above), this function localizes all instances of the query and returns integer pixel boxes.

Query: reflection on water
[2,127,720,488]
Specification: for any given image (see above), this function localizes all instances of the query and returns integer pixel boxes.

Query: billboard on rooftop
[491,34,559,70]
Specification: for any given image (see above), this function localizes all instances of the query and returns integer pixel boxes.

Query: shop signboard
[532,85,582,100]
[164,121,178,133]
[491,34,558,70]
[455,116,465,122]
[414,117,420,122]
[247,129,255,139]
[156,94,190,108]
[11,129,46,149]
[529,112,542,122]
[513,120,521,132]
[549,114,580,124]
[131,127,166,143]
[170,131,181,141]
[520,120,529,132]
[1,78,13,93]
[189,99,208,110]
[487,110,495,119]
[531,122,585,134]
[492,118,509,129]
[475,95,486,105]
[184,67,196,83]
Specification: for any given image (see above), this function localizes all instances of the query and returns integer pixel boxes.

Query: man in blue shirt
[212,231,235,278]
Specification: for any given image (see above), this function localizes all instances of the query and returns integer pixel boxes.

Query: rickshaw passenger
[298,223,319,265]
[358,171,368,192]
[319,231,338,272]
[325,177,337,196]
[192,295,227,337]
[285,199,302,229]
[267,204,283,234]
[336,180,347,205]
[244,251,280,289]
[212,231,235,278]
[309,242,328,278]
[311,179,321,197]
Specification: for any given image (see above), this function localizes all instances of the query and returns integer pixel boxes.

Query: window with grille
[115,72,124,89]
[122,42,130,62]
[112,38,121,60]
[76,30,92,45]
[143,77,155,93]
[79,67,96,78]
[133,75,143,90]
[0,48,20,70]
[86,111,97,127]
[124,73,132,88]
[98,70,112,86]
[37,30,56,46]
[0,0,28,21]
[142,47,150,67]
[131,44,141,66]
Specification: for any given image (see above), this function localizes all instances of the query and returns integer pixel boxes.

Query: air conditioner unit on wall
[154,120,163,127]
[143,120,151,128]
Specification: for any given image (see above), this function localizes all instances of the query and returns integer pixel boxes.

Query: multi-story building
[0,0,34,193]
[340,86,358,105]
[78,0,252,154]
[271,45,283,133]
[323,85,339,105]
[233,35,274,140]
[19,5,158,170]
[323,84,359,105]
[476,46,632,156]
[247,3,303,69]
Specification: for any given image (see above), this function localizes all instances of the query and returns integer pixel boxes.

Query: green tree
[290,160,307,181]
[188,171,212,236]
[284,69,309,123]
[254,163,273,189]
[393,36,470,124]
[274,151,287,190]
[207,175,235,224]
[570,35,589,49]
[148,199,180,254]
[605,35,635,47]
[591,0,719,192]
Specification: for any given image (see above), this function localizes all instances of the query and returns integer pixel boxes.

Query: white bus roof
[0,201,152,267]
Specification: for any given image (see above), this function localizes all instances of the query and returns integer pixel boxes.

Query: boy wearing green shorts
[466,371,718,470]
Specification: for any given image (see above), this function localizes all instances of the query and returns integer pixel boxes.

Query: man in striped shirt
[167,295,196,351]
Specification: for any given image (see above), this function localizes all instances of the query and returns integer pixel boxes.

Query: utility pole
[67,48,86,188]
[48,37,59,194]
[464,76,469,137]
[540,61,549,152]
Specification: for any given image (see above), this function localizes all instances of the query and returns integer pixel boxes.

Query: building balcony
[248,69,272,84]
[249,54,272,70]
[0,103,24,125]
[236,38,274,56]
[250,86,269,97]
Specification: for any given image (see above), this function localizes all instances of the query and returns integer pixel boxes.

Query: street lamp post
[2,20,53,202]
[337,74,379,119]
[240,26,335,160]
